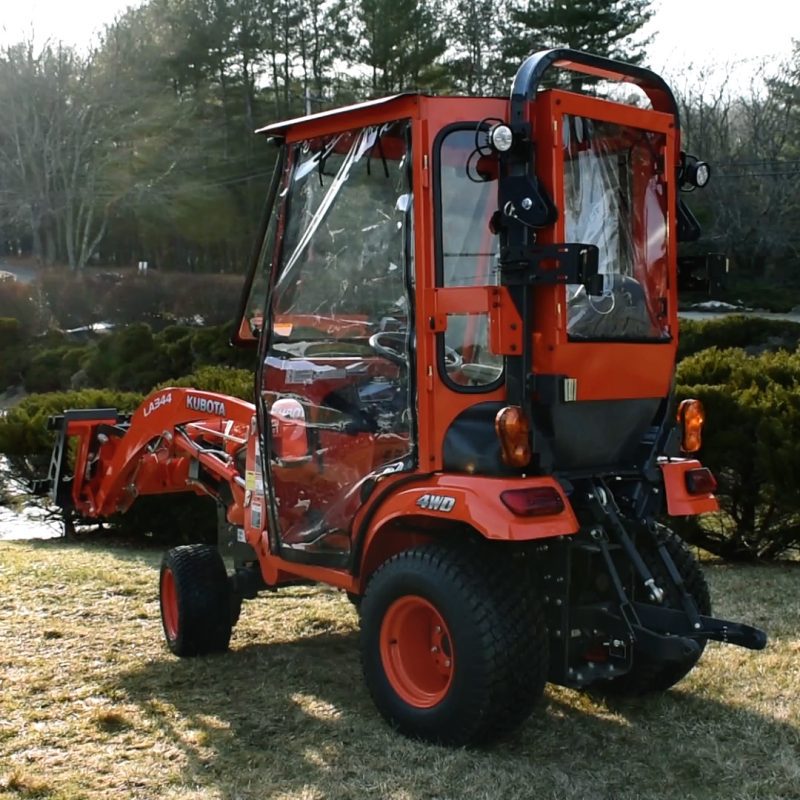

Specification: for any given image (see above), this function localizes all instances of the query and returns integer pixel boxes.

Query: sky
[0,0,795,91]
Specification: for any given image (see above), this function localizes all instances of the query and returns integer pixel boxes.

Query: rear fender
[357,474,578,581]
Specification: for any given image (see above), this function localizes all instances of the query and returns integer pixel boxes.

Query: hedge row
[3,315,800,559]
[678,315,800,360]
[0,367,251,458]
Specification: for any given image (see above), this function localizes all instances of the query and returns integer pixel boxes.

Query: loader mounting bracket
[30,409,125,508]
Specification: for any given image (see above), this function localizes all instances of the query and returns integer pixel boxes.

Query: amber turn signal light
[677,398,705,453]
[495,405,532,467]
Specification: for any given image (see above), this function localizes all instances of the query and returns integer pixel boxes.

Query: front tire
[159,544,232,657]
[360,544,548,745]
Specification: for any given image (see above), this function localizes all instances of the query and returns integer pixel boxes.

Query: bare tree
[0,41,113,270]
[677,53,800,281]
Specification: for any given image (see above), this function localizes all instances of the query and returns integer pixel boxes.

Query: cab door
[258,120,416,565]
[529,90,680,470]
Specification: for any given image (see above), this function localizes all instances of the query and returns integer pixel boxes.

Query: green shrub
[186,324,255,370]
[83,323,174,392]
[23,344,91,394]
[0,318,26,387]
[676,347,800,560]
[678,315,800,360]
[160,365,253,401]
[152,325,195,378]
[76,324,252,394]
[0,389,145,459]
[0,317,23,348]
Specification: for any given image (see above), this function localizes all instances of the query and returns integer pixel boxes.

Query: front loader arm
[35,388,255,526]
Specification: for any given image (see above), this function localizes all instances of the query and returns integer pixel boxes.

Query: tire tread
[160,544,232,657]
[360,543,548,745]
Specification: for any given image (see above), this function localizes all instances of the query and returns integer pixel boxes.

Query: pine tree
[447,0,501,96]
[356,0,447,94]
[504,0,654,77]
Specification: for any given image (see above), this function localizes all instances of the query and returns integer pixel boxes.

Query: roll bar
[510,48,680,130]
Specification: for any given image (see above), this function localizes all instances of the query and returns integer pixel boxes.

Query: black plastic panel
[442,402,515,475]
[534,397,661,472]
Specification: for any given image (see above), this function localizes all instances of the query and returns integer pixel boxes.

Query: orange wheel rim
[161,568,179,641]
[379,595,454,708]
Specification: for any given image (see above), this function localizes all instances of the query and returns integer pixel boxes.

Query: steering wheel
[368,331,407,366]
[368,331,462,371]
[460,362,503,384]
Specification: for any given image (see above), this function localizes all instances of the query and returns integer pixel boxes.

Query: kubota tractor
[36,49,766,745]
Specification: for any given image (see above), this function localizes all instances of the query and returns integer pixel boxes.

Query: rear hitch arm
[581,527,698,663]
[573,605,701,664]
[633,602,768,651]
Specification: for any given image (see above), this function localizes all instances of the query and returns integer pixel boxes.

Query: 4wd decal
[416,493,455,512]
[186,394,227,416]
[143,392,172,418]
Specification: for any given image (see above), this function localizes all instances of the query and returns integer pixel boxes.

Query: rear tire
[360,544,548,745]
[159,544,232,657]
[599,527,711,695]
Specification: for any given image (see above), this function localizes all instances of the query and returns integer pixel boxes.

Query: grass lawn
[0,539,798,800]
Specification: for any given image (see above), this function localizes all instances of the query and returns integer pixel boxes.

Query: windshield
[270,121,412,353]
[563,115,669,341]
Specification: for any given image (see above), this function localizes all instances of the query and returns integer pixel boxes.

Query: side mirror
[677,254,729,295]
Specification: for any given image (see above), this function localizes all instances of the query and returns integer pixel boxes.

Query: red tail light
[685,467,717,495]
[500,487,565,516]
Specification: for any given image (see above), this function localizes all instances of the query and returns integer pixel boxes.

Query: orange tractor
[37,49,765,745]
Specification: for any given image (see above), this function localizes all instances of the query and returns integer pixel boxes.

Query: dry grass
[0,540,798,800]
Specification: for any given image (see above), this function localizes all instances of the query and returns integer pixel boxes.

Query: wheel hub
[379,595,454,708]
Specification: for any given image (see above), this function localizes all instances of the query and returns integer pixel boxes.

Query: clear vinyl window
[437,128,503,388]
[273,122,411,332]
[563,115,670,341]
